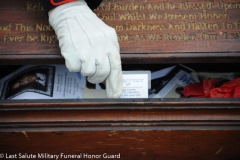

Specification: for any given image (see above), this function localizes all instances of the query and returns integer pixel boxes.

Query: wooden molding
[1,99,240,131]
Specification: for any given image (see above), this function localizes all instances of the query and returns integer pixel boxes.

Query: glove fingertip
[106,74,123,98]
[107,90,123,98]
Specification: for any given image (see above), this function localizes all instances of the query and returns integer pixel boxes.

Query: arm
[40,0,123,98]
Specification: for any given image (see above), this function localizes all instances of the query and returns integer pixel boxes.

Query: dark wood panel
[0,0,240,64]
[0,99,240,159]
[0,130,240,160]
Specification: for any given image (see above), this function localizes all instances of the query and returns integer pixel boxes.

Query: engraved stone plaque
[0,0,240,64]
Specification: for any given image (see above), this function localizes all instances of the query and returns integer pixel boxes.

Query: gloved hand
[49,0,122,98]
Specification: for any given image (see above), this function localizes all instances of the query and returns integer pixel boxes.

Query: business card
[121,71,150,98]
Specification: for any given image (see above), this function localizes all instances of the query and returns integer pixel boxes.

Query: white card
[121,72,149,98]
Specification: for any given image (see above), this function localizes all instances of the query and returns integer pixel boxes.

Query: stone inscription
[0,0,240,52]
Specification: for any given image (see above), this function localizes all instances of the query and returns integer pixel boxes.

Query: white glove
[49,0,122,98]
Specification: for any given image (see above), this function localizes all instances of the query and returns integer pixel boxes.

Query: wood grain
[0,0,240,64]
[0,99,240,159]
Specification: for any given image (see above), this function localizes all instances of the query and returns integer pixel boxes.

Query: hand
[49,0,122,98]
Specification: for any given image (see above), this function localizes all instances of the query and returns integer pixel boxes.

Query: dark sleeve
[84,0,102,10]
[41,0,103,14]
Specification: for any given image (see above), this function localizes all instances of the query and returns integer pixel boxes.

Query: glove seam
[75,16,93,48]
[81,12,107,39]
[66,19,77,51]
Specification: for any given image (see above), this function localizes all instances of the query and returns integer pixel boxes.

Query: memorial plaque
[0,0,240,64]
[95,0,240,53]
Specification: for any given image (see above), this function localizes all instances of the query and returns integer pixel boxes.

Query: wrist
[48,9,53,16]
